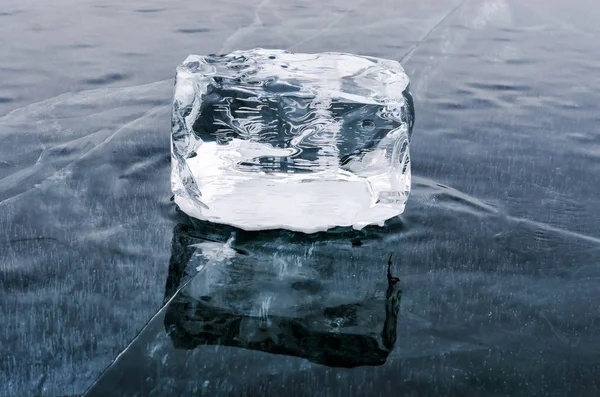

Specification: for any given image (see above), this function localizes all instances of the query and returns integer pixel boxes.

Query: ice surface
[171,49,414,233]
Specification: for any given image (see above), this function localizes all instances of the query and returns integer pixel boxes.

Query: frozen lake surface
[1,0,599,395]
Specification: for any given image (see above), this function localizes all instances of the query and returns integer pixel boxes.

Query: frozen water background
[1,0,600,395]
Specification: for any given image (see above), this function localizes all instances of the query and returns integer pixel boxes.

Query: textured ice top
[174,49,410,110]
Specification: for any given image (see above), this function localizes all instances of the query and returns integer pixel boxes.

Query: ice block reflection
[163,222,402,368]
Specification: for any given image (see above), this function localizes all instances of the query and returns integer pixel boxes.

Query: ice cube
[171,49,415,233]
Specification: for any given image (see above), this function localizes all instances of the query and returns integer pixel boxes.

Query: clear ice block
[171,49,415,233]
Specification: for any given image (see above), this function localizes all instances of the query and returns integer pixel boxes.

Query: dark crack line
[0,237,59,246]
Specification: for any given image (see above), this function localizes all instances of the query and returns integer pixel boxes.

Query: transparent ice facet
[171,49,415,233]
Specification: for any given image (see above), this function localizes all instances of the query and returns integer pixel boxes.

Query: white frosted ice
[171,48,414,233]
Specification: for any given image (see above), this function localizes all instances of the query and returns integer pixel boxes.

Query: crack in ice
[400,0,472,63]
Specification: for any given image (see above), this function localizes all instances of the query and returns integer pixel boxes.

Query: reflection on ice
[164,221,402,367]
[84,218,404,396]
